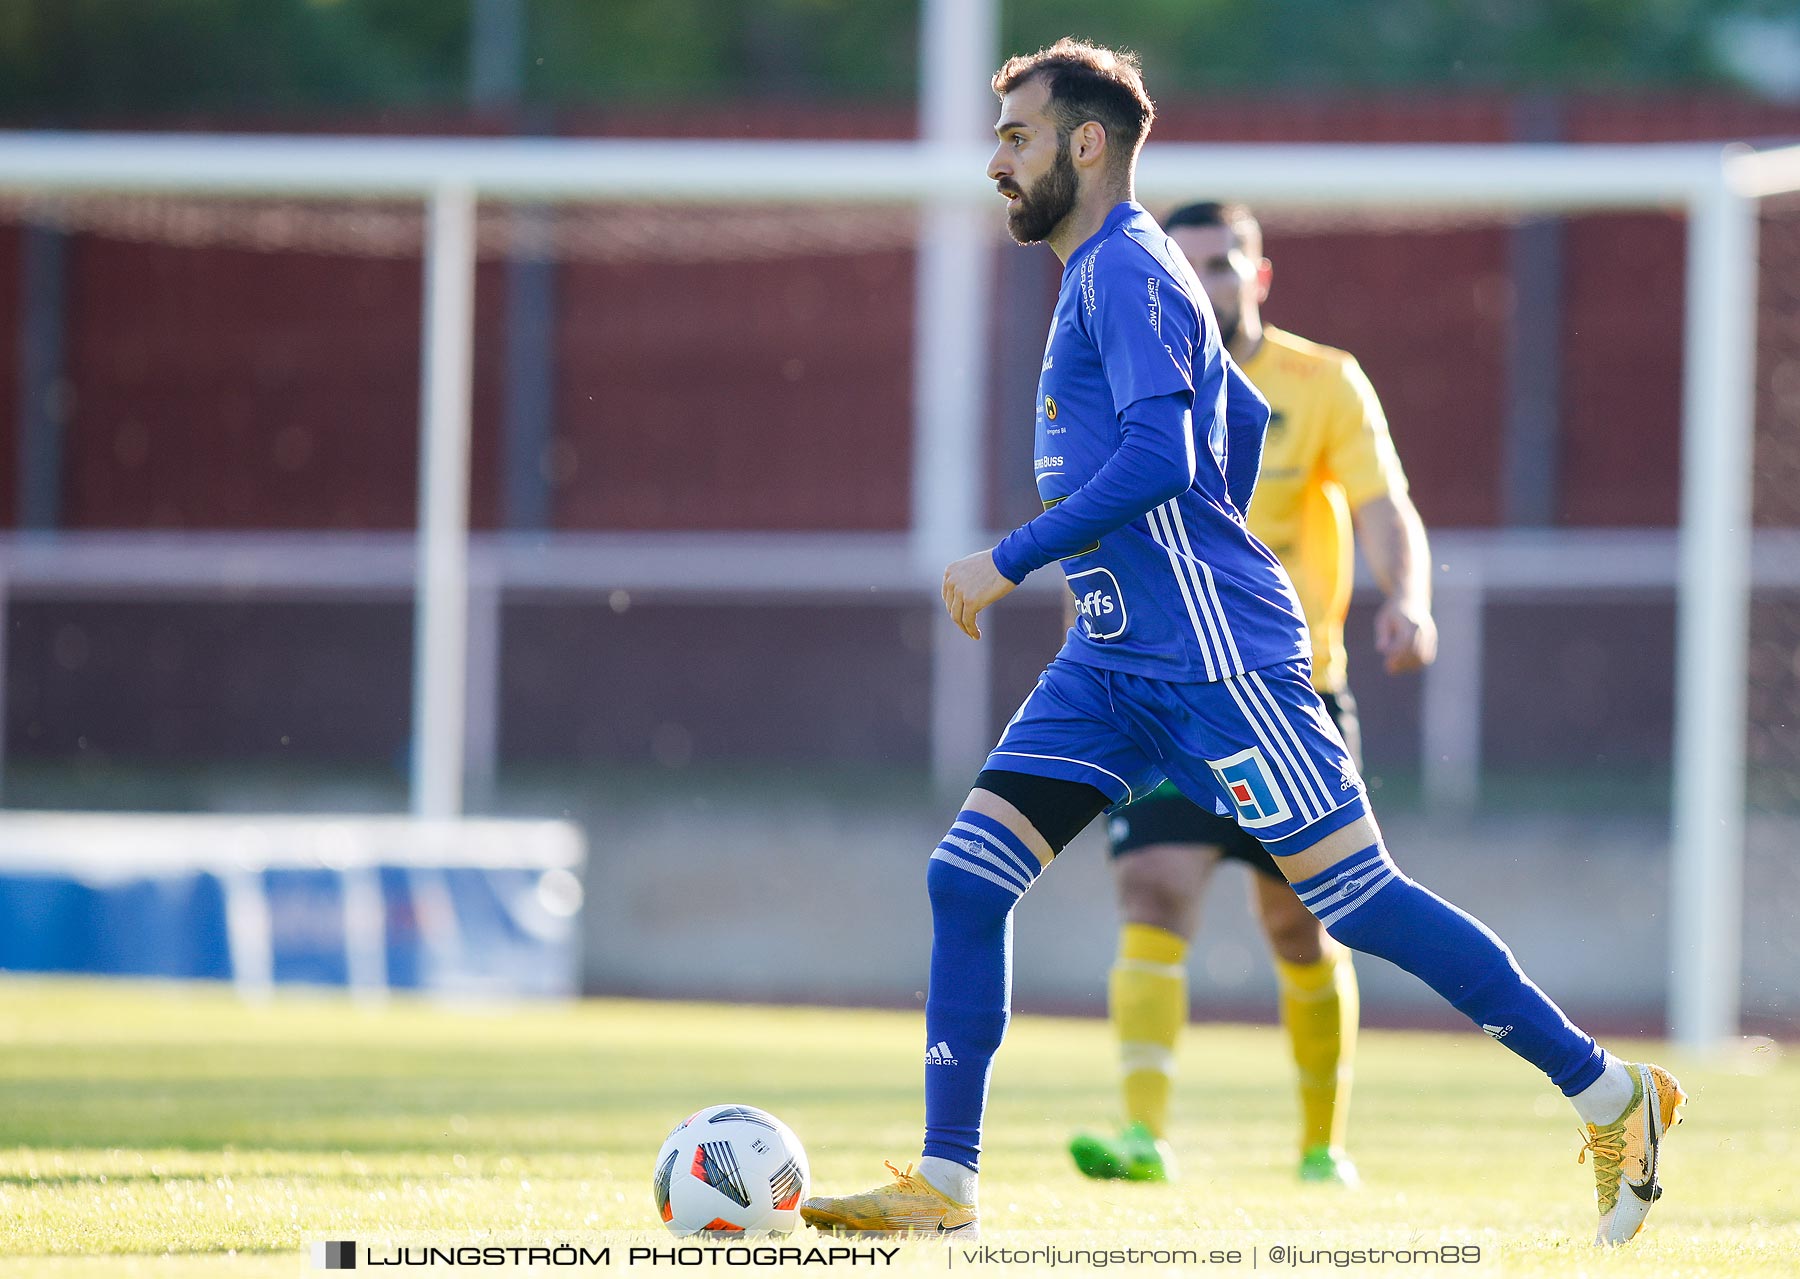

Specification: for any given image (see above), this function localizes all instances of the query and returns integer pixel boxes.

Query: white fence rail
[5,527,1795,816]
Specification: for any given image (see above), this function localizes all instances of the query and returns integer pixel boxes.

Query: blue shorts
[985,657,1369,858]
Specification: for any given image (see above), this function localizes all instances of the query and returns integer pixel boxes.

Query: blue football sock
[1293,844,1606,1095]
[921,810,1045,1171]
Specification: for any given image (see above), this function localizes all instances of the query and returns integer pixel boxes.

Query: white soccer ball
[652,1103,810,1236]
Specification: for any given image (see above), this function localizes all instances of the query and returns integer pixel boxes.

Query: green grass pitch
[0,977,1795,1276]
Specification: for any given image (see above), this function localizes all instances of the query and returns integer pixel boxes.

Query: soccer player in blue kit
[800,38,1684,1247]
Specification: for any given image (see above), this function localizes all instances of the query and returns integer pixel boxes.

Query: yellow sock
[1274,949,1359,1154]
[1110,922,1188,1138]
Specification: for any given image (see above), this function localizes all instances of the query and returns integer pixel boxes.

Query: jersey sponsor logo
[1041,353,1055,371]
[1079,250,1098,314]
[1206,746,1293,830]
[1034,454,1064,470]
[1045,395,1058,421]
[1146,276,1161,335]
[1066,567,1127,641]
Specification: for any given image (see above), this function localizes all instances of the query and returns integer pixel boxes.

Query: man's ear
[1072,120,1108,169]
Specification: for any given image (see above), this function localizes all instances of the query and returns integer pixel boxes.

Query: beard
[1003,134,1078,245]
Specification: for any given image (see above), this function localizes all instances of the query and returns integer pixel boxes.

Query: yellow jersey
[1238,325,1409,693]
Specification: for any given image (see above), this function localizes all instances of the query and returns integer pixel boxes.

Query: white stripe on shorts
[1221,673,1322,824]
[1248,669,1335,815]
[986,751,1139,803]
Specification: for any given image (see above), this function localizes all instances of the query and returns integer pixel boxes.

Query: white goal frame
[0,127,1793,1050]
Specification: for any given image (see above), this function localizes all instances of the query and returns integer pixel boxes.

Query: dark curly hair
[992,38,1155,173]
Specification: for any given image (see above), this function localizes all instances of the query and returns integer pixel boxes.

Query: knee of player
[1119,887,1192,934]
[928,812,1043,910]
[926,849,1021,918]
[1116,849,1206,932]
[1259,906,1329,965]
[1255,873,1324,933]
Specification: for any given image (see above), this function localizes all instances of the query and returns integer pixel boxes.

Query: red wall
[16,96,1800,533]
[553,249,915,531]
[1561,99,1800,528]
[64,239,506,529]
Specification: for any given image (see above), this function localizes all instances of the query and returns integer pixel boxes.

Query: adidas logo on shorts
[925,1041,959,1066]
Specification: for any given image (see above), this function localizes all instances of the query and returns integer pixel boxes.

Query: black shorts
[1104,686,1362,881]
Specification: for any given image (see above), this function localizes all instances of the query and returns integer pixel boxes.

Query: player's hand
[1374,597,1437,674]
[942,549,1016,640]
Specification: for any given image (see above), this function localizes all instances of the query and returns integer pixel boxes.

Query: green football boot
[1298,1145,1359,1187]
[1068,1121,1176,1182]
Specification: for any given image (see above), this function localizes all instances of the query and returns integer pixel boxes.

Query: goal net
[1744,192,1800,1039]
[0,136,1794,1037]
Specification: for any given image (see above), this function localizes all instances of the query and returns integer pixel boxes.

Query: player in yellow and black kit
[1069,202,1438,1186]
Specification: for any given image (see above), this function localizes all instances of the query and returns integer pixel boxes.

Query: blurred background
[0,1,1796,1037]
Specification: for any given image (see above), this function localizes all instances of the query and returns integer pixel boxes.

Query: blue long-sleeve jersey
[1221,360,1269,514]
[991,201,1308,683]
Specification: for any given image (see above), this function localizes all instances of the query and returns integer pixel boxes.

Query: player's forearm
[1223,364,1270,513]
[992,393,1196,582]
[1354,491,1432,610]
